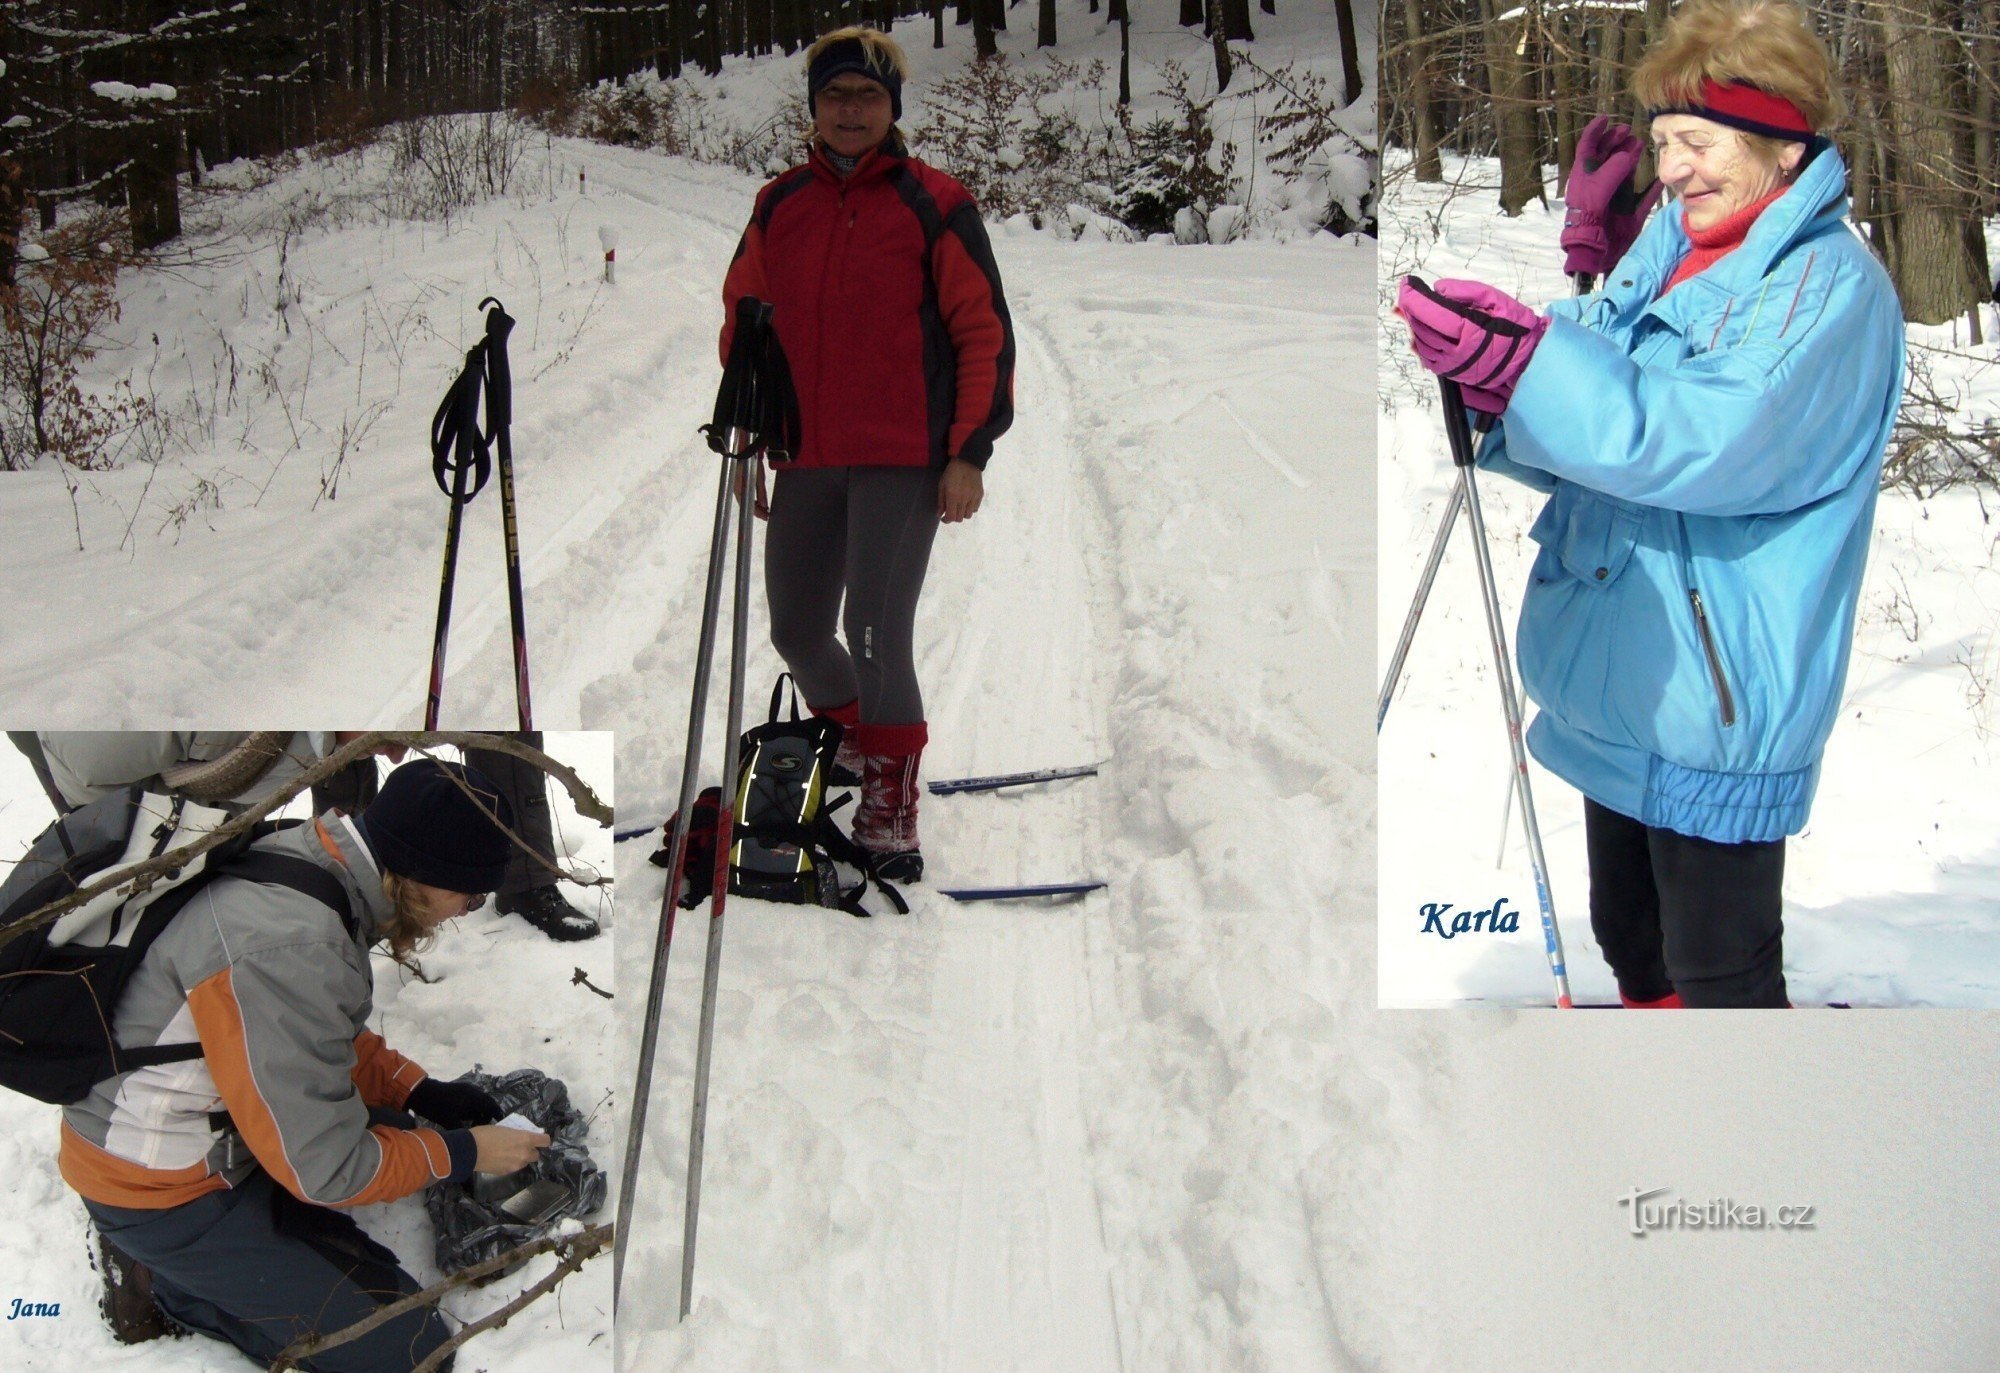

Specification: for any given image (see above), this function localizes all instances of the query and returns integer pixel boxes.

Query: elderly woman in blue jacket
[1397,0,1904,1008]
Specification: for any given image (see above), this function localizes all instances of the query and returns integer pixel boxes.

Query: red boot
[813,697,863,785]
[852,721,926,882]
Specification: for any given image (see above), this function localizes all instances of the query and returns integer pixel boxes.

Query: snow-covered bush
[0,219,153,472]
[388,113,529,221]
[1242,56,1376,238]
[913,56,1112,229]
[527,72,801,178]
[1109,63,1237,239]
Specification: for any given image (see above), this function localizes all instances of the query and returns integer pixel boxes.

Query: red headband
[1651,79,1814,141]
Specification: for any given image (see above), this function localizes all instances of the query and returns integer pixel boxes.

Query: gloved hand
[1395,276,1549,415]
[407,1077,505,1129]
[1562,116,1664,278]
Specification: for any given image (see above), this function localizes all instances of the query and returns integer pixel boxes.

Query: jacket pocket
[1529,489,1639,589]
[1687,588,1738,727]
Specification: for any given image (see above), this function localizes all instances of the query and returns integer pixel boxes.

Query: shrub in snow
[0,220,154,472]
[1206,204,1247,244]
[1241,56,1376,238]
[914,56,1114,233]
[388,114,528,221]
[1109,63,1237,239]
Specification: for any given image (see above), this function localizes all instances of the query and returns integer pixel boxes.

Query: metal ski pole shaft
[1378,479,1464,732]
[423,344,492,730]
[479,297,534,730]
[681,426,759,1320]
[613,454,738,1308]
[1439,379,1572,1008]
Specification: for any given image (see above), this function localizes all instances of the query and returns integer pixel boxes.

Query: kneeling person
[61,758,551,1371]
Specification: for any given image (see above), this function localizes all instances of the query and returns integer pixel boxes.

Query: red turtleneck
[1660,184,1789,296]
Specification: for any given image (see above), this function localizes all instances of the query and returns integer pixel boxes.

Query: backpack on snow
[651,675,908,917]
[0,786,350,1105]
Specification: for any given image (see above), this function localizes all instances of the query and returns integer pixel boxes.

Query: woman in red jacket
[722,25,1015,882]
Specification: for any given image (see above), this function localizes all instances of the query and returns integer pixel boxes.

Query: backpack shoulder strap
[77,840,359,1084]
[215,851,357,938]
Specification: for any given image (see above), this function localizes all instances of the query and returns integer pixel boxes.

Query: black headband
[808,37,903,123]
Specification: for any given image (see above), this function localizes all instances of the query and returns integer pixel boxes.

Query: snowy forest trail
[0,115,1368,1369]
[610,206,1370,1369]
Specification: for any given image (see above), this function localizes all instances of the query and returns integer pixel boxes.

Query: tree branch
[266,1221,613,1373]
[0,732,611,951]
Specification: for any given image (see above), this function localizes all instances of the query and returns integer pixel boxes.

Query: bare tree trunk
[1114,0,1132,105]
[1876,0,1982,323]
[972,0,997,56]
[1332,0,1361,107]
[1484,0,1541,214]
[1402,0,1442,182]
[1206,0,1233,91]
[1039,0,1056,46]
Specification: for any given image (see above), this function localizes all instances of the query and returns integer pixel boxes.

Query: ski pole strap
[705,296,801,461]
[431,345,494,501]
[479,297,514,430]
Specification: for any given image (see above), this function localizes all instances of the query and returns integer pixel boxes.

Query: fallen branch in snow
[0,731,612,950]
[571,967,613,999]
[265,1221,613,1373]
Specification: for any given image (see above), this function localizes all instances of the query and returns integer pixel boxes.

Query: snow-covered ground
[1379,153,2000,1009]
[1,4,1372,1369]
[0,734,614,1371]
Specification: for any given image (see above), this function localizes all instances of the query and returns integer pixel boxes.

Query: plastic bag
[421,1067,606,1279]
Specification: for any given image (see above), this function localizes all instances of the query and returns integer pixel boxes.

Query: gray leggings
[765,465,939,725]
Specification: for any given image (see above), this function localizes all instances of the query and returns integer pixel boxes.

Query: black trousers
[1584,798,1789,1008]
[84,1171,453,1372]
[464,731,562,897]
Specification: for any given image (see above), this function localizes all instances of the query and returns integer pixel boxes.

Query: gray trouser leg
[765,466,940,725]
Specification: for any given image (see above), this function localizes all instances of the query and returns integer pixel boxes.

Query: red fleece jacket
[721,142,1016,471]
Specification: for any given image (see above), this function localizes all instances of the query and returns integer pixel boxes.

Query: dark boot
[498,884,602,941]
[95,1231,175,1345]
[852,722,926,882]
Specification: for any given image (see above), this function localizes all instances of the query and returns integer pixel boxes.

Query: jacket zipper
[1688,588,1737,728]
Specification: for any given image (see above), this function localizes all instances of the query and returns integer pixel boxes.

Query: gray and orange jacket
[721,139,1015,470]
[59,815,476,1210]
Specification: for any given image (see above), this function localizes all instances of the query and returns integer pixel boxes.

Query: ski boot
[852,722,926,883]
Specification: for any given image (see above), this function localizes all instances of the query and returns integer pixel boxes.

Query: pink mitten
[1396,276,1550,415]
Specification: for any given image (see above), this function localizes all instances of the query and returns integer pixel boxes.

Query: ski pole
[1437,377,1572,1008]
[615,297,792,1316]
[479,297,534,731]
[424,342,494,730]
[1378,479,1464,732]
[613,453,734,1311]
[682,406,758,1320]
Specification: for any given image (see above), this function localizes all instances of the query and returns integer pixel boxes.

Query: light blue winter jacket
[1479,144,1904,843]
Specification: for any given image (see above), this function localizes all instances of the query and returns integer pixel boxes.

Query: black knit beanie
[808,36,903,123]
[358,758,514,892]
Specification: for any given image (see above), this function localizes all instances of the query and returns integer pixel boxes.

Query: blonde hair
[1634,0,1842,133]
[378,873,441,962]
[805,26,909,81]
